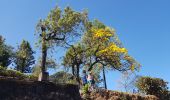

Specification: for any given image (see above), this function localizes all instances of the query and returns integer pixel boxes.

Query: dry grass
[82,89,159,100]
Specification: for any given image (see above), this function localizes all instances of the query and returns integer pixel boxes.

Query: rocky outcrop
[0,79,81,100]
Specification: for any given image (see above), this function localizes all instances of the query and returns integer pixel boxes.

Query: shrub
[50,71,77,84]
[82,84,89,94]
[14,71,25,80]
[7,69,19,78]
[0,66,37,81]
[136,76,170,99]
[0,66,7,76]
[27,75,38,81]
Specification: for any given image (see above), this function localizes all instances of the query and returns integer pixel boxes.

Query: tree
[50,71,77,84]
[82,20,127,70]
[82,20,140,89]
[99,62,108,89]
[14,40,35,73]
[136,76,170,99]
[0,35,13,67]
[62,43,85,84]
[118,71,139,93]
[36,6,86,81]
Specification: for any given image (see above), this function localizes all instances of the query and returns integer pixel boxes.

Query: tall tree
[82,20,140,89]
[0,35,13,67]
[36,6,86,81]
[62,43,85,84]
[14,40,35,73]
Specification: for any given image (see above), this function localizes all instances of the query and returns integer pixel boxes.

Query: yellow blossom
[92,27,114,40]
[97,43,127,56]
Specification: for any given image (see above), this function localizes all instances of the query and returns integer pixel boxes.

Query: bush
[82,84,89,94]
[136,76,170,99]
[50,71,77,84]
[27,75,38,81]
[0,66,38,81]
[0,66,7,76]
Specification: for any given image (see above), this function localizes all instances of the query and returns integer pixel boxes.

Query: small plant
[82,84,89,94]
[27,75,38,81]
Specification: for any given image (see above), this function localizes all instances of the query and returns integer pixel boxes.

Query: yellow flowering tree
[85,20,139,70]
[82,20,140,89]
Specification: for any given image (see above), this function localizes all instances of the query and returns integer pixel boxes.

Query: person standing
[87,72,95,91]
[82,70,88,86]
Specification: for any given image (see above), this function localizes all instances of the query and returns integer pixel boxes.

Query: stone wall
[0,79,81,100]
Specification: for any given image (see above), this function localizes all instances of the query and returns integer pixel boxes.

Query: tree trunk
[103,66,107,89]
[40,31,48,81]
[41,47,47,73]
[72,64,75,75]
[21,58,25,73]
[76,64,80,85]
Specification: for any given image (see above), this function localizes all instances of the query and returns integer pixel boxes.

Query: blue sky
[0,0,170,91]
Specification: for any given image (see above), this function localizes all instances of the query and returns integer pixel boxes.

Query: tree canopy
[136,76,170,99]
[14,40,35,73]
[35,6,87,81]
[82,20,140,72]
[0,35,13,67]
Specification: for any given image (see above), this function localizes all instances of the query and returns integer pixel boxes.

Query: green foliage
[82,84,89,94]
[0,35,13,67]
[14,40,35,73]
[6,69,25,79]
[35,6,86,77]
[62,43,84,76]
[32,57,58,77]
[27,74,38,81]
[32,65,41,77]
[136,76,170,99]
[36,6,86,48]
[82,20,140,72]
[0,66,37,81]
[63,43,84,66]
[50,71,77,84]
[80,20,141,89]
